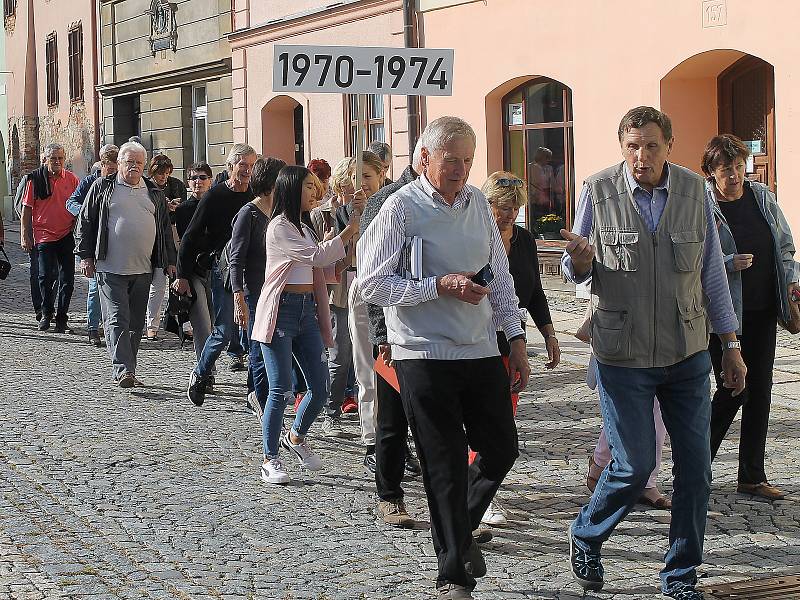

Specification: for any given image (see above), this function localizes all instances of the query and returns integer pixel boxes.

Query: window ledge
[419,0,482,13]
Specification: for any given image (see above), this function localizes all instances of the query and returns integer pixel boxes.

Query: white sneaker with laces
[320,416,345,438]
[481,500,508,526]
[261,459,290,485]
[281,432,323,471]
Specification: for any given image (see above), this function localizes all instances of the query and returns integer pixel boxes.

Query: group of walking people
[9,105,798,600]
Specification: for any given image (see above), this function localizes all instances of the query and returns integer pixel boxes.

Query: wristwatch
[724,340,741,350]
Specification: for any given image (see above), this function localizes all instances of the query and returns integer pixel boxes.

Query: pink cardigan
[251,215,345,346]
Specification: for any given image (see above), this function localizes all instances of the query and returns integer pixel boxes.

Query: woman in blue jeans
[251,166,360,484]
[230,157,286,417]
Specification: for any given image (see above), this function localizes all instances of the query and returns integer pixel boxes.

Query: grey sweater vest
[588,162,708,368]
[385,179,499,360]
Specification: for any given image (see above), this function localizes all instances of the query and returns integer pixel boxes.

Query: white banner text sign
[273,45,454,96]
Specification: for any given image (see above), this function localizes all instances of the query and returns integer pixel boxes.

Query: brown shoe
[586,455,603,492]
[737,481,785,500]
[117,373,136,388]
[377,499,415,528]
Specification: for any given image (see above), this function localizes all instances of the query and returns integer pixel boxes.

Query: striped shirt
[358,174,525,343]
[562,163,738,334]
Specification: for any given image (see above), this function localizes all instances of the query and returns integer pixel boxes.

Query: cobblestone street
[1,233,798,600]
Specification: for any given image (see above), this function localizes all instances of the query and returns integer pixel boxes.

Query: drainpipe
[93,0,102,150]
[403,0,419,160]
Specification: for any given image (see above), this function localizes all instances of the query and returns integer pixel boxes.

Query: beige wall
[230,0,408,175]
[421,0,800,235]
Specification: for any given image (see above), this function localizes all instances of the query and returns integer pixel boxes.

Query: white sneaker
[280,431,323,471]
[481,500,508,526]
[261,459,290,485]
[320,416,345,438]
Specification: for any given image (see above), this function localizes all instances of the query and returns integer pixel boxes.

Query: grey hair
[118,141,147,160]
[98,143,118,158]
[226,143,257,169]
[411,137,424,172]
[418,116,476,154]
[367,140,392,163]
[43,143,65,158]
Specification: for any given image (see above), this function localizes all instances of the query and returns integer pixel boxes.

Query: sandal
[586,456,602,492]
[638,492,672,509]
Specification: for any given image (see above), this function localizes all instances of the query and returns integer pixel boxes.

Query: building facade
[98,0,234,179]
[4,0,100,189]
[228,0,418,178]
[419,0,798,267]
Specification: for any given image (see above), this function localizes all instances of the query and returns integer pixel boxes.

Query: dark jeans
[29,247,43,315]
[36,233,75,321]
[394,357,518,589]
[374,346,409,502]
[709,309,777,484]
[246,292,269,411]
[572,351,712,594]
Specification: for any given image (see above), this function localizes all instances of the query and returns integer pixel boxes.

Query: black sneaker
[52,320,72,334]
[404,440,421,476]
[568,527,604,591]
[38,315,52,331]
[229,355,246,372]
[88,330,102,346]
[363,448,377,474]
[664,584,705,600]
[206,375,215,395]
[187,372,208,406]
[464,539,486,578]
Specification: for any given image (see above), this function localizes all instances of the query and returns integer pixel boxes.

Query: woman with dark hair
[702,133,799,500]
[230,157,286,419]
[144,154,188,340]
[251,166,360,484]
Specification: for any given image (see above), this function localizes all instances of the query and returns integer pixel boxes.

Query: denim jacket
[707,180,800,333]
[74,174,177,272]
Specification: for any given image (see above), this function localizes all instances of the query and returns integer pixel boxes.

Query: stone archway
[261,95,304,165]
[660,49,776,189]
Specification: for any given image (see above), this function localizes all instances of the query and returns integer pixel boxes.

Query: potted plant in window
[535,213,566,240]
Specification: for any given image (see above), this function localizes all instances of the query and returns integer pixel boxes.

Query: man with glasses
[74,141,177,388]
[66,144,119,346]
[20,143,80,332]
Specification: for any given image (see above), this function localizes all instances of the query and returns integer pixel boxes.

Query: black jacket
[74,175,177,272]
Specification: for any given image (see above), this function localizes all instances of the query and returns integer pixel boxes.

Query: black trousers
[36,233,75,322]
[709,309,777,484]
[395,357,518,589]
[374,346,408,501]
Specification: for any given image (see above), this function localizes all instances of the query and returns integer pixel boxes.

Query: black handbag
[162,287,196,347]
[0,245,11,280]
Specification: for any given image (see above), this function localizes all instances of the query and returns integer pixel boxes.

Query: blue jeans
[87,276,102,331]
[195,260,235,378]
[246,292,269,410]
[260,292,329,458]
[571,351,712,594]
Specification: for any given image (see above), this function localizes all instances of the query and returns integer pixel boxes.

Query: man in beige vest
[561,107,746,600]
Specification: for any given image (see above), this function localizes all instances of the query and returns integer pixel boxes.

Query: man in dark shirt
[173,144,257,406]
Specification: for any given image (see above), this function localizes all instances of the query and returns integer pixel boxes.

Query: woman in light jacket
[251,165,360,485]
[702,134,800,500]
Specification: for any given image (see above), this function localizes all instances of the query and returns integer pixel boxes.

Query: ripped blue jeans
[260,292,329,459]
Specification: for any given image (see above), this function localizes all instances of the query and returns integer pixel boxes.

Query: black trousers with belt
[394,356,519,589]
[709,309,778,484]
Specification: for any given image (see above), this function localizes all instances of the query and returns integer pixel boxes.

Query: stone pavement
[0,229,798,600]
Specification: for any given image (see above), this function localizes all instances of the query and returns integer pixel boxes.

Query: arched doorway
[261,95,305,166]
[660,50,776,191]
[501,77,574,237]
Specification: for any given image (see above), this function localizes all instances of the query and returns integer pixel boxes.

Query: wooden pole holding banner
[354,93,367,194]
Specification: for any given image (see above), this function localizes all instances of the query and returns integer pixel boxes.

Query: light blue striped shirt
[562,163,738,334]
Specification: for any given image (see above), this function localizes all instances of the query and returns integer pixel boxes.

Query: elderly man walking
[562,106,746,600]
[20,143,80,332]
[174,143,257,406]
[74,141,176,388]
[359,116,529,600]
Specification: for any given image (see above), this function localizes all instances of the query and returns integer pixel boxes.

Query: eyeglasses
[496,177,524,187]
[188,175,210,181]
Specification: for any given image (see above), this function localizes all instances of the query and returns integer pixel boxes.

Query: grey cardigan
[708,179,800,333]
[74,174,177,272]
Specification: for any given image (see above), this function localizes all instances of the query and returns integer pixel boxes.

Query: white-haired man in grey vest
[561,106,746,600]
[359,116,530,600]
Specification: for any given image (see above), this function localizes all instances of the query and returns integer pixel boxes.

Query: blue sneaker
[664,584,705,600]
[568,527,604,591]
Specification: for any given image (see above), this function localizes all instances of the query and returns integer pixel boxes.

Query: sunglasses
[188,175,210,181]
[496,177,524,187]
